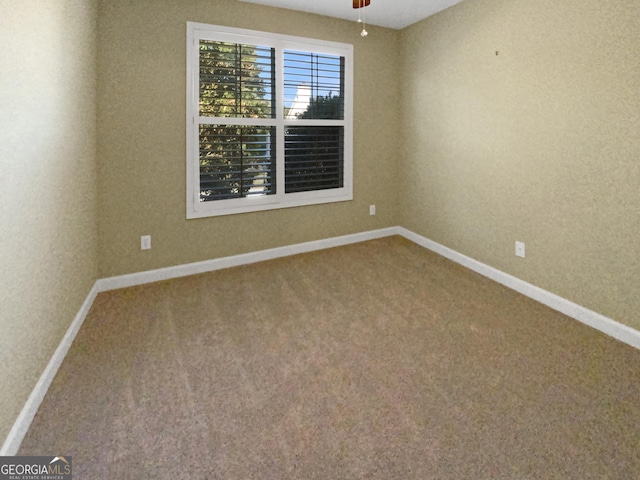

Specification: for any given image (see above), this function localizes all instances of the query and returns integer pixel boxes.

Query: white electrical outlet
[515,241,525,258]
[141,235,151,250]
[369,205,376,216]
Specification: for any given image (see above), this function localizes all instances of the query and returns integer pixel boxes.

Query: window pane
[200,125,276,201]
[284,51,344,120]
[199,41,275,118]
[285,126,344,193]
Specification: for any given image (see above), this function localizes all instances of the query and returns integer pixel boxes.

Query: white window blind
[187,23,353,218]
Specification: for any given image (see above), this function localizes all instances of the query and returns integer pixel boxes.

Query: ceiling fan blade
[353,0,371,8]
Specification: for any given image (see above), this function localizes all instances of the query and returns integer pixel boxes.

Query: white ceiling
[238,0,466,30]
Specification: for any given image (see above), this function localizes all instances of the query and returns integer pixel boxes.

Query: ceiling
[238,0,466,30]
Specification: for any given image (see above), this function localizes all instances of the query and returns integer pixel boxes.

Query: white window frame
[186,22,354,219]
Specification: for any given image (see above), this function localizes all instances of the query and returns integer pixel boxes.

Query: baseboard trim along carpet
[3,226,639,455]
[397,227,640,351]
[95,227,400,292]
[0,283,100,456]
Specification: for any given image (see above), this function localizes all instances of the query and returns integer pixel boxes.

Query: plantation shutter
[199,42,275,118]
[198,41,276,201]
[283,51,345,193]
[187,23,353,218]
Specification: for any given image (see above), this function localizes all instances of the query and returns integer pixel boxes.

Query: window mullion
[275,45,285,201]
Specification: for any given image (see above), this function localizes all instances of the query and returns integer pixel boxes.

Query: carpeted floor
[19,236,640,478]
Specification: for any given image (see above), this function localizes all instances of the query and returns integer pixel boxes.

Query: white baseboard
[96,227,400,292]
[4,226,639,454]
[397,227,640,351]
[0,284,100,456]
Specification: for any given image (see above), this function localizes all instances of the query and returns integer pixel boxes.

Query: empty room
[1,0,639,478]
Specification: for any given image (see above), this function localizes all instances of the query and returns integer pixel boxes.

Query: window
[186,22,353,218]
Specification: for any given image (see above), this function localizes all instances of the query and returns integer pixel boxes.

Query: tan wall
[0,0,98,442]
[400,0,640,329]
[97,0,401,278]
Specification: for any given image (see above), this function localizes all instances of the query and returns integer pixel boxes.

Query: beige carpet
[19,236,640,478]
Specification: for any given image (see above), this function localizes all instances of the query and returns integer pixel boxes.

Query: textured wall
[0,0,98,442]
[97,0,401,278]
[400,0,640,328]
